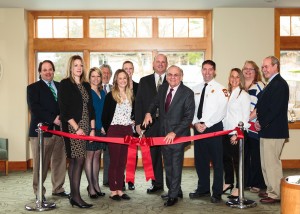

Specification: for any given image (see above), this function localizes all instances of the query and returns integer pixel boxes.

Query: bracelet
[75,126,80,132]
[91,128,95,131]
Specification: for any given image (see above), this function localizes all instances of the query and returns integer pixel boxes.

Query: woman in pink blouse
[102,69,134,201]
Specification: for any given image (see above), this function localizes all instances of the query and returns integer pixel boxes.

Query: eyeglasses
[167,73,181,78]
[243,68,255,71]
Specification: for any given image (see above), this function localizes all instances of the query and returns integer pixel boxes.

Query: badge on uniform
[222,89,229,97]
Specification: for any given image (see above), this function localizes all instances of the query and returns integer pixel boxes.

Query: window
[276,9,300,124]
[37,17,83,38]
[28,11,212,85]
[89,17,152,38]
[37,52,83,81]
[159,17,204,38]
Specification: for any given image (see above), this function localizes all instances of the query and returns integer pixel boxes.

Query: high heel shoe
[69,198,93,208]
[94,188,105,197]
[222,184,234,194]
[87,186,98,199]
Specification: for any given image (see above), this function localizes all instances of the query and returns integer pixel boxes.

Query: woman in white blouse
[222,68,251,199]
[102,69,134,201]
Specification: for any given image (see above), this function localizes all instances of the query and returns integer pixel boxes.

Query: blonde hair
[242,60,262,84]
[88,67,103,90]
[65,55,87,83]
[228,68,245,95]
[111,69,133,104]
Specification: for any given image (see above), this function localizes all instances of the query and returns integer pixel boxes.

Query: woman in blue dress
[85,67,106,198]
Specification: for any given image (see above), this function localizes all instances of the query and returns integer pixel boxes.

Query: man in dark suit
[143,65,195,206]
[135,54,168,193]
[255,56,289,204]
[100,64,113,187]
[27,60,69,200]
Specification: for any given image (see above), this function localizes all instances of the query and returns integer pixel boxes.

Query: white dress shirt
[223,87,251,134]
[192,79,228,128]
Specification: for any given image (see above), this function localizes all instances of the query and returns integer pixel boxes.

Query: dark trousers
[194,121,223,197]
[223,135,239,188]
[162,143,184,198]
[245,137,266,189]
[107,125,132,191]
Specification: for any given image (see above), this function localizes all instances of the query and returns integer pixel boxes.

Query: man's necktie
[157,75,162,91]
[165,88,174,112]
[197,83,208,119]
[48,82,57,101]
[103,84,107,94]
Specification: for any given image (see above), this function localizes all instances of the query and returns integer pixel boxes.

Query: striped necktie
[157,75,162,91]
[103,84,107,94]
[48,82,57,101]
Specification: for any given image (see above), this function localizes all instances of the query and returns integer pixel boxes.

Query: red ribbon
[40,126,243,182]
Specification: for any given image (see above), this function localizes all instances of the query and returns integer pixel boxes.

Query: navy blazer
[256,74,289,138]
[148,82,195,137]
[27,80,60,137]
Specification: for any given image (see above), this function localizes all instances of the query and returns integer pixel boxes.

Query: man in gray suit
[143,65,195,207]
[100,64,112,187]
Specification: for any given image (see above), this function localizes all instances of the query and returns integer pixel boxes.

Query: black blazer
[148,82,195,137]
[27,80,60,137]
[102,92,135,133]
[58,78,95,125]
[135,73,166,136]
[256,74,289,138]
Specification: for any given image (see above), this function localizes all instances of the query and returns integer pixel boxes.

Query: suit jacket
[147,82,195,137]
[27,80,60,137]
[256,74,289,138]
[135,73,166,136]
[58,78,95,127]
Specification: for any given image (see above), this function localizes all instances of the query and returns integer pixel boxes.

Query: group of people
[27,53,289,208]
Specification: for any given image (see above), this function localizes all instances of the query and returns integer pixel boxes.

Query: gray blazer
[148,82,195,137]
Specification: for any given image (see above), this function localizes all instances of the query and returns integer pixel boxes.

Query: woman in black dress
[58,55,95,208]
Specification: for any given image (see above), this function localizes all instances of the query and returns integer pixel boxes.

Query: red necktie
[165,88,174,112]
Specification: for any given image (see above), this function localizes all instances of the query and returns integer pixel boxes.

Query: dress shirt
[223,87,251,134]
[192,79,228,128]
[165,84,179,104]
[154,73,166,86]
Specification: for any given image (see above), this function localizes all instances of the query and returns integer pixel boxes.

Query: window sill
[289,121,300,129]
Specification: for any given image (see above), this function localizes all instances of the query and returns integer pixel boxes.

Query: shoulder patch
[222,89,229,97]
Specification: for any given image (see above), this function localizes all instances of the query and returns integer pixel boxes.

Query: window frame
[275,8,300,129]
[28,10,212,84]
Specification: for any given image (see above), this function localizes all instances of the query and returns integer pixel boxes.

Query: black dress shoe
[95,189,105,197]
[128,182,135,190]
[211,195,221,203]
[189,191,210,199]
[109,195,121,201]
[161,193,183,200]
[164,197,178,207]
[69,198,93,208]
[222,184,234,194]
[227,195,238,199]
[147,185,163,194]
[120,194,131,200]
[52,191,70,197]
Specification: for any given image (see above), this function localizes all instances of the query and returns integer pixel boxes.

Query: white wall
[0,8,28,161]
